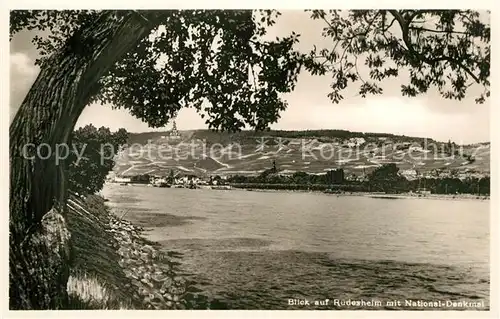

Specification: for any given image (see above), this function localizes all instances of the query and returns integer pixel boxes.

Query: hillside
[113,130,490,178]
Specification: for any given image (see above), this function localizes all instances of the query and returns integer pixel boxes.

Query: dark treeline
[230,183,366,192]
[193,129,400,139]
[127,129,433,146]
[406,177,490,195]
[227,167,490,195]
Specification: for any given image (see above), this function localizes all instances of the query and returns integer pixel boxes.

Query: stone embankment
[66,195,208,309]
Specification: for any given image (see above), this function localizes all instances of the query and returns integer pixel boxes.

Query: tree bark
[9,10,155,309]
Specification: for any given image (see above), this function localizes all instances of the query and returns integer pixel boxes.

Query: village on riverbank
[107,168,490,201]
[108,123,490,198]
[107,151,490,199]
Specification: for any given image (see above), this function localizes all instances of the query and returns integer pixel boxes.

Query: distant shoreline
[235,188,489,201]
[107,183,489,201]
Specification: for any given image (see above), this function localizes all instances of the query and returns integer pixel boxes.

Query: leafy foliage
[10,10,304,132]
[9,10,101,58]
[305,10,490,103]
[67,125,128,195]
[9,10,490,134]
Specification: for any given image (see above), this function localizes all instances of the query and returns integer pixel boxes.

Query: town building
[114,176,132,183]
[344,137,366,148]
[400,169,418,180]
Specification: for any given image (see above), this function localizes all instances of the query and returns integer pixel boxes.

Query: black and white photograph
[4,3,496,315]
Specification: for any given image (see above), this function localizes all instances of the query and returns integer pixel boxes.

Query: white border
[0,1,497,319]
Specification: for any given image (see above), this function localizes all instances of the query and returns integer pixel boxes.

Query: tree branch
[339,12,381,63]
[353,55,365,84]
[408,26,473,36]
[389,9,481,84]
[250,63,258,90]
[321,15,334,30]
[382,16,397,32]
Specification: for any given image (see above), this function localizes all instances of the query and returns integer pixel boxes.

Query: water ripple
[168,249,490,310]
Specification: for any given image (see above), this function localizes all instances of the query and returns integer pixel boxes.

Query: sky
[9,10,490,144]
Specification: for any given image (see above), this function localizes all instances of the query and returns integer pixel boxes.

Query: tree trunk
[9,11,154,309]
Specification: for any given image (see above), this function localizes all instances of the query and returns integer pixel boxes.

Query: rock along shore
[66,195,209,309]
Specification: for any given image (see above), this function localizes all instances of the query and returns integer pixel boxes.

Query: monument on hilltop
[165,119,181,140]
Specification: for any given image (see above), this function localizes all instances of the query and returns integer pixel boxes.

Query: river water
[101,184,490,310]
